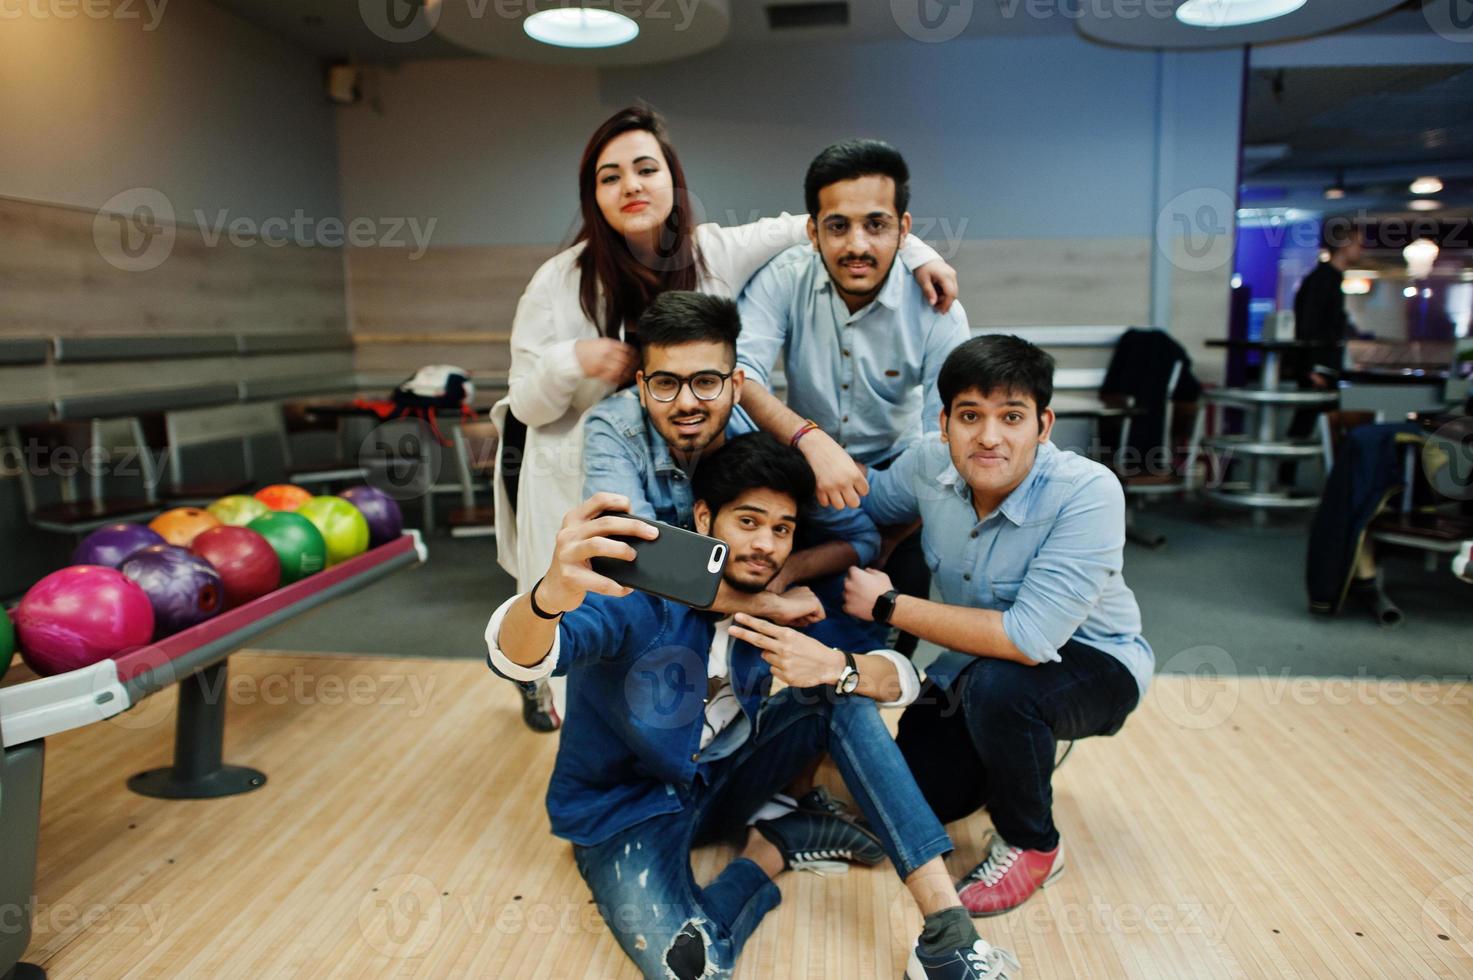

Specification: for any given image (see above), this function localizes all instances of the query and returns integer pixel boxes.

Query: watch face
[840,669,860,694]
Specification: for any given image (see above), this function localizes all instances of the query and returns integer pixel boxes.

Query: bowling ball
[191,526,281,608]
[247,512,327,584]
[0,606,14,679]
[207,494,270,528]
[297,496,370,566]
[120,546,224,638]
[15,566,155,676]
[149,507,222,548]
[255,484,312,512]
[72,522,166,569]
[339,486,403,547]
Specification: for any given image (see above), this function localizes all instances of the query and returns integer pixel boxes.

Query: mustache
[838,254,877,265]
[732,554,775,570]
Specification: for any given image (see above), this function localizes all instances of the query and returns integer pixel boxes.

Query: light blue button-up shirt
[864,439,1154,696]
[583,389,881,566]
[737,244,970,467]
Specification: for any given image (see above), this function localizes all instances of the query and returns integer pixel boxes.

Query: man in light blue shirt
[583,291,883,639]
[736,140,971,657]
[843,334,1153,919]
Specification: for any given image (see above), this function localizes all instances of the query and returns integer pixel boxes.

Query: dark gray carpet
[251,505,1470,680]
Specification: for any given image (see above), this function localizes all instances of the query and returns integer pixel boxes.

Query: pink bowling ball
[15,565,155,676]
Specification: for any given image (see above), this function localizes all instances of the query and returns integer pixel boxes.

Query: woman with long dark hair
[492,105,956,731]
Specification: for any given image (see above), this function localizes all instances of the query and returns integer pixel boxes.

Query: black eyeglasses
[642,370,732,403]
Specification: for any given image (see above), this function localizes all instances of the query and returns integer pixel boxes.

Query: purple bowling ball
[338,485,403,547]
[73,523,167,569]
[119,545,224,638]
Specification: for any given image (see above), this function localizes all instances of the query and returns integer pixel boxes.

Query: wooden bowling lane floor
[20,653,1473,979]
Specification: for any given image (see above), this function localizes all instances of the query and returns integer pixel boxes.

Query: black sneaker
[517,679,560,733]
[754,809,886,873]
[905,937,1021,979]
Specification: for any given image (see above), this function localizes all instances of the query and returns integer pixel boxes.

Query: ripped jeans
[571,686,952,980]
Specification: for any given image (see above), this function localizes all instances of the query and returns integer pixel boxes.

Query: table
[0,533,426,980]
[1203,339,1338,516]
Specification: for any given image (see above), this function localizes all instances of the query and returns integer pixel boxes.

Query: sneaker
[957,831,1064,917]
[905,937,1021,979]
[517,679,560,733]
[754,808,886,874]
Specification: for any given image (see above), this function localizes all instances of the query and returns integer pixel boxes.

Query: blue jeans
[896,640,1140,852]
[572,686,952,979]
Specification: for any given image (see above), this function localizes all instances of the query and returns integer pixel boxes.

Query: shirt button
[841,384,849,390]
[691,753,699,762]
[842,349,851,357]
[970,529,979,539]
[963,573,972,582]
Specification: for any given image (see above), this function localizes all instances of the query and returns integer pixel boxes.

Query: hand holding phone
[535,493,661,615]
[590,514,729,609]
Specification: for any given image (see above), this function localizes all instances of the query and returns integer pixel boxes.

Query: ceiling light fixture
[1176,0,1307,28]
[1404,238,1439,280]
[1408,199,1441,212]
[1409,176,1443,195]
[523,7,639,48]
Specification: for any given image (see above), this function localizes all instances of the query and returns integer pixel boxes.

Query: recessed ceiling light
[523,8,639,48]
[1408,199,1441,212]
[1409,177,1443,195]
[1403,286,1418,298]
[1323,186,1346,200]
[1176,0,1307,28]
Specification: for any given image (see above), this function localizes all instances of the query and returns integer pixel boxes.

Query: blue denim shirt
[864,439,1154,695]
[736,245,970,466]
[583,389,880,565]
[487,590,885,846]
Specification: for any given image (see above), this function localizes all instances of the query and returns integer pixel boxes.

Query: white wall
[0,0,340,224]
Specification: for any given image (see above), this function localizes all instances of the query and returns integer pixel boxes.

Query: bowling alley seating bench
[4,333,367,534]
[0,531,427,980]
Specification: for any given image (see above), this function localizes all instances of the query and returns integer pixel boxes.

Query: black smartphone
[590,515,728,608]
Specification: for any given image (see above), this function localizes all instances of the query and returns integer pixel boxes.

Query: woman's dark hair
[804,139,911,218]
[938,335,1056,415]
[636,291,741,364]
[574,105,708,339]
[692,433,815,520]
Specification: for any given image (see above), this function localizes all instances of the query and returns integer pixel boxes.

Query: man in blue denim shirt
[844,335,1153,918]
[486,435,1019,980]
[584,291,881,637]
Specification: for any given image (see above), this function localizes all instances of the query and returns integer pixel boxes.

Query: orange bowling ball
[254,484,312,512]
[148,507,222,548]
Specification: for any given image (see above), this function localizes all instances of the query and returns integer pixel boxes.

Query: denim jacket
[486,589,888,846]
[582,390,881,565]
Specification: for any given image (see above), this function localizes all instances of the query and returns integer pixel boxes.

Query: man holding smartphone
[485,434,1019,980]
[584,290,880,633]
[843,335,1153,918]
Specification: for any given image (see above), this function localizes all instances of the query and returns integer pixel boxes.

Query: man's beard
[722,554,780,593]
[825,248,898,303]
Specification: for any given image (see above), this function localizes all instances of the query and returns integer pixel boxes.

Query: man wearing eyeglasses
[583,290,881,626]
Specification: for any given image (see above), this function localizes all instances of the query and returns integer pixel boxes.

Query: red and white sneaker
[957,831,1064,917]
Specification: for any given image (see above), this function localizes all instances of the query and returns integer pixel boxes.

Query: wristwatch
[835,649,860,696]
[872,589,900,626]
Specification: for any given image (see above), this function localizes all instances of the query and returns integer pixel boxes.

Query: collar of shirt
[935,441,1058,526]
[809,252,906,318]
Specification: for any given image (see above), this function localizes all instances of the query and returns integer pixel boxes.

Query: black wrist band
[528,577,562,620]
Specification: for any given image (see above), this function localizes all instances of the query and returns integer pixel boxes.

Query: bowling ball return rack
[0,531,427,980]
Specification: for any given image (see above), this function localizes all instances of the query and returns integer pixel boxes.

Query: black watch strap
[872,589,900,625]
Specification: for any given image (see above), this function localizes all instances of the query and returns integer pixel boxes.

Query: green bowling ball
[207,494,270,527]
[0,605,13,679]
[246,512,327,585]
[296,496,369,566]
